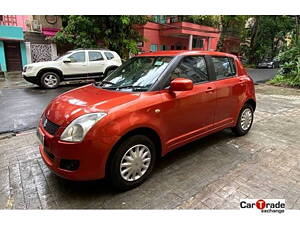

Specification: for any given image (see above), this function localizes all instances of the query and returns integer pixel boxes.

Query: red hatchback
[37,51,256,190]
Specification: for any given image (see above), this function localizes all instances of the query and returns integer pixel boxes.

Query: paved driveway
[1,84,300,209]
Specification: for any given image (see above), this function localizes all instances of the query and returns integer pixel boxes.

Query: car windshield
[97,56,173,92]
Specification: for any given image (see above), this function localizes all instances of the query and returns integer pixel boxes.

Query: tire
[105,67,117,77]
[94,68,116,82]
[108,135,157,191]
[231,104,254,136]
[40,72,60,89]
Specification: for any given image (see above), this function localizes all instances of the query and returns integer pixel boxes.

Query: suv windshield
[97,56,173,92]
[54,51,73,61]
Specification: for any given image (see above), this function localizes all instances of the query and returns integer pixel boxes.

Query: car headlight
[26,66,33,72]
[60,112,107,142]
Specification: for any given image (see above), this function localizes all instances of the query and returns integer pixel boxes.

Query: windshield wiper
[95,80,117,89]
[117,85,148,91]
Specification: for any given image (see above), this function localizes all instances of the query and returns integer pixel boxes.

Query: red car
[37,50,256,190]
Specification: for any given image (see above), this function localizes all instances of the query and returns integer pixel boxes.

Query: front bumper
[38,121,120,181]
[23,73,39,84]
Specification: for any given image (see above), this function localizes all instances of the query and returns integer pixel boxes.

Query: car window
[212,57,236,80]
[69,52,86,63]
[89,51,104,61]
[170,56,208,83]
[104,52,114,60]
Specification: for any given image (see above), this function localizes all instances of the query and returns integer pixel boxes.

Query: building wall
[32,15,62,29]
[0,41,6,71]
[0,25,25,72]
[20,42,27,66]
[136,22,220,52]
[16,15,30,31]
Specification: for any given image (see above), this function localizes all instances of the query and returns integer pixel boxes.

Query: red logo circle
[256,199,266,209]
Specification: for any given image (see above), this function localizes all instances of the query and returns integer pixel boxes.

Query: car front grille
[42,116,60,135]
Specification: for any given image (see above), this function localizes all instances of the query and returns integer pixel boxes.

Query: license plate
[36,128,44,146]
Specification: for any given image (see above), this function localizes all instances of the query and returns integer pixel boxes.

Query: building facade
[135,16,221,53]
[0,15,61,73]
[0,15,28,72]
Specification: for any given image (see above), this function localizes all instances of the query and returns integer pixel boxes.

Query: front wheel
[232,104,254,136]
[40,72,60,89]
[108,135,157,191]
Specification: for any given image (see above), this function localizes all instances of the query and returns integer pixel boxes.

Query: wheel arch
[105,126,162,177]
[244,98,256,112]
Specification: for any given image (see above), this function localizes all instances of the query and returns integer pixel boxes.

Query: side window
[212,57,236,80]
[69,52,85,63]
[170,56,208,83]
[89,51,104,61]
[104,52,114,60]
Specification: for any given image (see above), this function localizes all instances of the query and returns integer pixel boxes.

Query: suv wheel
[108,135,156,191]
[40,72,60,89]
[232,104,254,136]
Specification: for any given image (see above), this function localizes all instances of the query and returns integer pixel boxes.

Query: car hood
[44,84,140,126]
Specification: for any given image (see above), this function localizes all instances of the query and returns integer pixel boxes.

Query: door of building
[4,41,22,72]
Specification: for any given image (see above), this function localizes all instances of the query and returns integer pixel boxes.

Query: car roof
[137,50,237,58]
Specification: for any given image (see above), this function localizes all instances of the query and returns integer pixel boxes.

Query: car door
[159,55,216,151]
[61,51,88,79]
[87,51,106,78]
[210,56,245,128]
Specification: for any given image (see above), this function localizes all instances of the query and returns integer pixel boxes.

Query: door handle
[205,87,214,93]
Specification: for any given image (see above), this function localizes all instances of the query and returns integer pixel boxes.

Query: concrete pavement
[0,84,300,209]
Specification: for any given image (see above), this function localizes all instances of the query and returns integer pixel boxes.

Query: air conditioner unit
[32,20,42,32]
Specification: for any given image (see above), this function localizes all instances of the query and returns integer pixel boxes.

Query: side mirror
[169,78,193,92]
[63,58,71,63]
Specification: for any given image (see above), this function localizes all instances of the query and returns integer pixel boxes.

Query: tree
[245,16,294,64]
[181,15,221,28]
[53,16,150,59]
[217,15,249,52]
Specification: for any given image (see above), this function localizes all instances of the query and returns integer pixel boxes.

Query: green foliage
[245,16,295,64]
[182,15,221,28]
[270,46,300,87]
[217,15,249,51]
[53,16,150,59]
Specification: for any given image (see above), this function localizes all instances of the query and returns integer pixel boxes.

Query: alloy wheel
[44,74,58,88]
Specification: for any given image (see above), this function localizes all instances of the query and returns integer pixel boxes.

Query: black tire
[40,72,60,89]
[108,135,157,191]
[94,68,116,82]
[231,104,254,136]
[105,67,117,77]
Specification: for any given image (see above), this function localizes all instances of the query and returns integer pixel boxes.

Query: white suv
[22,49,122,88]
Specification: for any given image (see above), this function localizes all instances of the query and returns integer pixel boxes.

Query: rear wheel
[108,135,156,191]
[232,104,254,136]
[40,72,60,89]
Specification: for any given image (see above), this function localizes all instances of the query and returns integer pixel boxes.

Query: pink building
[135,17,221,53]
[0,15,61,72]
